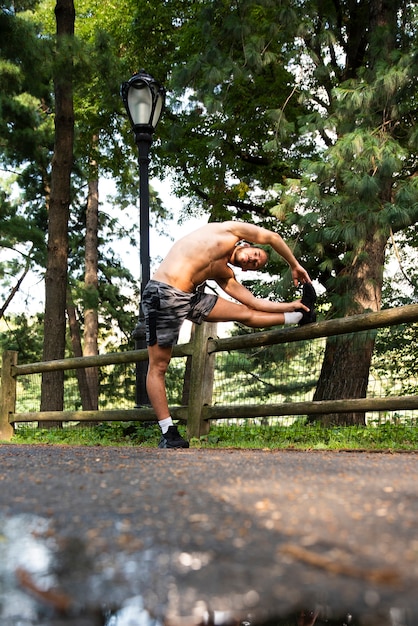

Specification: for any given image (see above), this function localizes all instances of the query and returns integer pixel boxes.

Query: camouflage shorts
[141,280,218,347]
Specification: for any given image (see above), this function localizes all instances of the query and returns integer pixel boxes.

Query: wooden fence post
[0,351,18,441]
[186,322,217,440]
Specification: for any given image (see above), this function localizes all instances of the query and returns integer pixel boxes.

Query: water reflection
[105,595,162,625]
[0,513,55,624]
[0,514,413,626]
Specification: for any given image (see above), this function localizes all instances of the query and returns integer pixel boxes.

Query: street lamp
[121,70,165,406]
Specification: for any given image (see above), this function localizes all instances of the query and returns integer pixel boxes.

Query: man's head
[230,242,269,271]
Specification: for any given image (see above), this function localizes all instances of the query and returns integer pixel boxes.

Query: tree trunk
[312,232,386,425]
[83,149,99,410]
[40,0,75,423]
[67,289,96,410]
[310,0,399,427]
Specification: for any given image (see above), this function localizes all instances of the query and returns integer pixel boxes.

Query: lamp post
[121,70,165,406]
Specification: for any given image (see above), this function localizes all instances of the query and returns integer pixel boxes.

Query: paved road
[1,445,417,626]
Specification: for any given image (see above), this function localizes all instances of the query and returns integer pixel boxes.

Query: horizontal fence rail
[202,396,418,421]
[207,304,418,353]
[1,303,417,441]
[10,340,194,376]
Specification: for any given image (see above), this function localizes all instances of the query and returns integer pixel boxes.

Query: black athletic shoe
[297,283,317,326]
[158,425,189,449]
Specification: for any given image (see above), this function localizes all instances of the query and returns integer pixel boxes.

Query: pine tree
[284,0,418,424]
[158,0,417,425]
[40,0,75,417]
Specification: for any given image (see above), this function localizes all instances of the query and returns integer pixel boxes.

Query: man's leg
[206,297,287,327]
[146,343,189,449]
[146,343,173,420]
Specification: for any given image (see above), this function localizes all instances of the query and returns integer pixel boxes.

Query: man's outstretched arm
[225,221,311,286]
[216,274,309,314]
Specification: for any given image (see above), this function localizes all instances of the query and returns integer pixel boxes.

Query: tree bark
[83,150,99,410]
[40,0,75,422]
[310,0,399,426]
[312,232,386,426]
[66,289,95,410]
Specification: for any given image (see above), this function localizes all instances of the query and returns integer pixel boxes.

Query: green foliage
[372,323,418,391]
[0,4,53,167]
[1,0,418,417]
[159,0,308,219]
[215,338,321,406]
[11,421,163,446]
[0,313,44,362]
[285,2,417,313]
[10,419,418,451]
[0,4,53,311]
[3,0,417,313]
[207,420,418,450]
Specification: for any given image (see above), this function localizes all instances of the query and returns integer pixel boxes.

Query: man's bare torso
[152,223,239,292]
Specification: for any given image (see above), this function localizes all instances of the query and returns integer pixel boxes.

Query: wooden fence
[1,303,418,442]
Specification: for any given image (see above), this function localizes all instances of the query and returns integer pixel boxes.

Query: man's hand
[284,300,310,312]
[291,263,311,287]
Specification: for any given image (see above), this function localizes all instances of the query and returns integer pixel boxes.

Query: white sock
[159,416,173,434]
[284,312,303,325]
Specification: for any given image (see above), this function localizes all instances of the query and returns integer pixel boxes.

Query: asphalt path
[0,445,417,626]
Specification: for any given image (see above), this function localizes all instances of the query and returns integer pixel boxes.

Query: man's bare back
[153,222,240,292]
[152,221,306,292]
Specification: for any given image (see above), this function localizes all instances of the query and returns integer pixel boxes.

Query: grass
[7,419,418,451]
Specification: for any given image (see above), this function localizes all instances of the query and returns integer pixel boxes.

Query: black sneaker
[158,425,189,449]
[297,283,317,326]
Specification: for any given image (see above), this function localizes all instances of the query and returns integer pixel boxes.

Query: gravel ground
[0,445,417,626]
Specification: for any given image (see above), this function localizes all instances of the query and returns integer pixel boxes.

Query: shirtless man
[141,220,316,448]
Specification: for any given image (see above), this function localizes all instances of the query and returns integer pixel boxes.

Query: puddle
[0,514,414,626]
